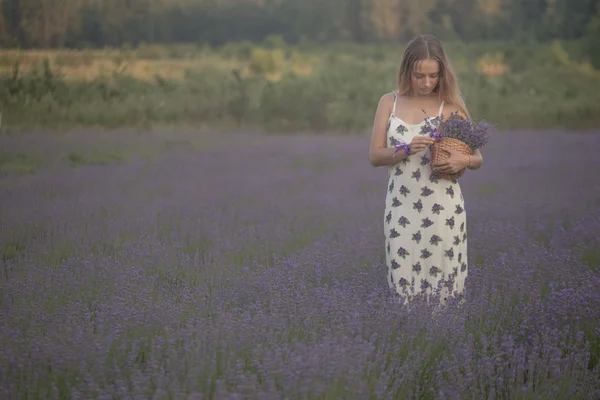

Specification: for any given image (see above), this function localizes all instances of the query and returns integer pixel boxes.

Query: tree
[18,0,80,47]
[0,0,598,48]
[405,0,436,37]
[585,2,600,69]
[0,0,7,45]
[369,0,401,40]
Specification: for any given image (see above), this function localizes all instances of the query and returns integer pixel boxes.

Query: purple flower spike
[421,110,493,150]
[430,128,443,142]
[0,129,598,400]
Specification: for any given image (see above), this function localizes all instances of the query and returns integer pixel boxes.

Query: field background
[1,0,600,133]
[1,39,600,133]
[1,0,600,398]
[2,129,600,398]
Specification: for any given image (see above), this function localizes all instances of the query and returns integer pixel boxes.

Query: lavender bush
[0,129,599,399]
[432,111,493,151]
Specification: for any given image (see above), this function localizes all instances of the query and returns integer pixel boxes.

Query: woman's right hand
[409,136,436,154]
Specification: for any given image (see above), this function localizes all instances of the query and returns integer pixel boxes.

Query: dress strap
[437,100,445,117]
[391,91,398,117]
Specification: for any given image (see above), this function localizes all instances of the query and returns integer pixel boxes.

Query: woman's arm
[467,149,483,170]
[369,93,409,167]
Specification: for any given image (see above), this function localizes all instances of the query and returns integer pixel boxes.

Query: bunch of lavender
[429,111,493,151]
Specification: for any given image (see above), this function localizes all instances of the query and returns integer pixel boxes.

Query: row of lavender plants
[1,130,599,398]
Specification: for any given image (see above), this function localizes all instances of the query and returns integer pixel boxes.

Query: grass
[476,183,498,196]
[0,129,250,176]
[65,150,126,168]
[1,40,599,133]
[0,151,39,175]
[581,248,600,270]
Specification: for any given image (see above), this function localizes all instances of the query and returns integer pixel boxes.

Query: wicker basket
[430,137,473,180]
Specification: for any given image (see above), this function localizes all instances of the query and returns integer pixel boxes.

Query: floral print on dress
[412,169,421,182]
[413,199,423,213]
[432,203,444,215]
[412,262,422,274]
[383,91,468,306]
[412,231,422,244]
[397,247,410,259]
[430,235,442,246]
[398,216,410,228]
[421,187,434,197]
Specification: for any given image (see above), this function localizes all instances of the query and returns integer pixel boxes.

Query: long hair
[397,34,470,119]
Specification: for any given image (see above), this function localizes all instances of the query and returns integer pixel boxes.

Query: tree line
[1,0,599,48]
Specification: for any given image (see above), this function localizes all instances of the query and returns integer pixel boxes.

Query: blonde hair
[397,34,469,119]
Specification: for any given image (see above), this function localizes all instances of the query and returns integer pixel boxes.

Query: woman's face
[411,58,440,96]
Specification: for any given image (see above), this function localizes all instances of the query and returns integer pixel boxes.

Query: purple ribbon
[394,127,442,158]
[393,143,411,157]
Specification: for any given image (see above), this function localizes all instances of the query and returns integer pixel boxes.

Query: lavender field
[1,128,599,399]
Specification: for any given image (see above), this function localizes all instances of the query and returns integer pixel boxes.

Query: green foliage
[1,42,599,133]
[1,240,24,262]
[584,4,600,70]
[248,48,284,75]
[54,51,95,68]
[1,0,599,49]
[263,34,286,49]
[0,54,22,68]
[135,43,166,60]
[65,150,125,168]
[220,41,254,60]
[0,151,39,175]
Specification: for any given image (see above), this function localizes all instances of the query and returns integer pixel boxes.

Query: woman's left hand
[432,149,469,174]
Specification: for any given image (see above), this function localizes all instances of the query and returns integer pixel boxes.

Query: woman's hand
[432,148,469,174]
[409,136,436,155]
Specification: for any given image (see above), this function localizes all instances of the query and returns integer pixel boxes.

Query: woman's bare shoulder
[441,101,467,119]
[378,91,396,105]
[374,91,397,114]
[442,101,460,113]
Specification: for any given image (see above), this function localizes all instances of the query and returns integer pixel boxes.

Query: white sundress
[384,91,468,306]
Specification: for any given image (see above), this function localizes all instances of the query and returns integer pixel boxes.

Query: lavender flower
[422,110,493,151]
[0,129,599,399]
[432,111,493,151]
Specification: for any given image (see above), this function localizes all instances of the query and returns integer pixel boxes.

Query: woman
[368,34,483,307]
